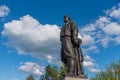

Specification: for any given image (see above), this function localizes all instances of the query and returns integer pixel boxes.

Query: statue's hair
[64,15,71,21]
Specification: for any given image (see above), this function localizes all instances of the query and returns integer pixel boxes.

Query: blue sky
[0,0,120,80]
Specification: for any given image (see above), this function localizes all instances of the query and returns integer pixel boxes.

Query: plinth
[64,75,88,80]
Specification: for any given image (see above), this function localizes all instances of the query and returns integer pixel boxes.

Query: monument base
[64,76,88,80]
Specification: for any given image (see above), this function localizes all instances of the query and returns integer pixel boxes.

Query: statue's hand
[72,38,82,47]
[78,38,82,45]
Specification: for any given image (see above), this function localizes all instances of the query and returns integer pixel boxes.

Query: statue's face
[64,17,69,23]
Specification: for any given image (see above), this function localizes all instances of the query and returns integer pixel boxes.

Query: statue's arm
[71,22,82,47]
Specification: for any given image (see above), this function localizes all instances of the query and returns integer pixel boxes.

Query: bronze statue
[60,16,86,77]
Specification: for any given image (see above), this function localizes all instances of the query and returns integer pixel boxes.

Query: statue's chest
[62,24,71,31]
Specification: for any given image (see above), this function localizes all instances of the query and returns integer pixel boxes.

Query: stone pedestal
[64,76,88,80]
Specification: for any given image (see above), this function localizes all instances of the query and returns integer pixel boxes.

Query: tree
[40,64,67,80]
[91,60,120,80]
[45,64,59,80]
[26,75,35,80]
[39,74,49,80]
[59,64,67,80]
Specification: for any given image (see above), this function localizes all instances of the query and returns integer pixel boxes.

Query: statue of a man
[60,16,84,76]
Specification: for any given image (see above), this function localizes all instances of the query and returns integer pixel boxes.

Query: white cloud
[80,24,96,32]
[83,55,95,67]
[110,9,120,19]
[88,68,100,73]
[115,36,120,45]
[103,22,120,35]
[105,3,120,20]
[47,55,53,62]
[83,61,95,67]
[0,5,10,17]
[79,17,111,48]
[80,3,120,48]
[19,62,45,76]
[97,36,113,48]
[78,3,120,73]
[86,45,99,53]
[100,38,109,47]
[83,55,100,73]
[81,34,95,46]
[2,15,61,62]
[84,55,94,62]
[95,16,111,28]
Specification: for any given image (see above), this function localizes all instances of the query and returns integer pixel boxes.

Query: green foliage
[39,74,49,80]
[91,60,120,80]
[45,64,59,80]
[26,75,35,80]
[59,64,68,80]
[40,64,67,80]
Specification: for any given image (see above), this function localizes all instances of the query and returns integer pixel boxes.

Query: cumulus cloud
[83,55,100,73]
[103,22,120,35]
[81,34,95,46]
[0,5,10,17]
[80,3,120,48]
[2,15,61,62]
[88,68,100,73]
[83,61,95,67]
[84,55,94,62]
[79,16,112,48]
[114,36,120,45]
[80,24,96,32]
[86,45,99,53]
[19,62,45,76]
[95,16,111,29]
[98,36,113,48]
[109,9,120,19]
[78,3,120,72]
[105,3,120,20]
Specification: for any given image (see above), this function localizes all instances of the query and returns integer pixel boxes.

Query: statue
[60,16,86,77]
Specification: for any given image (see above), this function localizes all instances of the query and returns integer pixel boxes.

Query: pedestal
[64,76,88,80]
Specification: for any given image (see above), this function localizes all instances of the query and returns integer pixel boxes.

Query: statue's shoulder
[70,21,75,23]
[70,21,76,26]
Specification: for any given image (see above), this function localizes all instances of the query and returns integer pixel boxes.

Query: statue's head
[64,16,71,23]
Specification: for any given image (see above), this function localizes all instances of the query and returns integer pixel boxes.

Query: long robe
[60,21,84,76]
